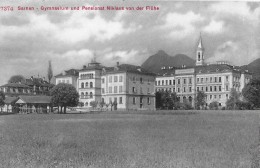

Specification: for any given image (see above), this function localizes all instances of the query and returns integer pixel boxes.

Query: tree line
[1,77,260,113]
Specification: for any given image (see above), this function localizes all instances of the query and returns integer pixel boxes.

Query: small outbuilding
[15,95,52,113]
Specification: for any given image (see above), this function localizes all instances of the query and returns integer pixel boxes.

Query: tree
[226,88,241,110]
[155,91,163,109]
[78,102,84,107]
[47,60,53,83]
[8,75,25,83]
[209,101,219,110]
[242,79,260,108]
[90,101,98,110]
[0,91,5,112]
[99,101,106,111]
[50,83,79,114]
[155,90,179,110]
[195,91,206,110]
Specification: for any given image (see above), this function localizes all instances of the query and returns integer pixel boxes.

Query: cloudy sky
[0,1,260,85]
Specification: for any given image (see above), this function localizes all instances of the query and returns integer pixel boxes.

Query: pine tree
[47,60,53,83]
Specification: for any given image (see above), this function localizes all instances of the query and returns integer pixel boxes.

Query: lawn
[0,110,259,168]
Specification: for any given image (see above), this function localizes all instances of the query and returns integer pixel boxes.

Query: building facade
[155,35,252,108]
[101,64,156,111]
[55,69,79,89]
[78,60,103,107]
[0,77,53,97]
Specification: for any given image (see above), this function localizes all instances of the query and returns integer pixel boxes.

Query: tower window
[198,52,201,61]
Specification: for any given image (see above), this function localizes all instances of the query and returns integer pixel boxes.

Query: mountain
[141,50,195,73]
[241,58,260,79]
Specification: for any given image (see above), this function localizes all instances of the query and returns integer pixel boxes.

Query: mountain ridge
[141,50,195,73]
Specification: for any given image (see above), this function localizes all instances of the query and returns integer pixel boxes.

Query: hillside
[241,58,260,79]
[141,50,195,73]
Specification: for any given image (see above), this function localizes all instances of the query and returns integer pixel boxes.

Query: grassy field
[0,110,259,168]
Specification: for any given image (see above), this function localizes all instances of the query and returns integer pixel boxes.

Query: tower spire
[196,33,205,66]
[198,32,204,49]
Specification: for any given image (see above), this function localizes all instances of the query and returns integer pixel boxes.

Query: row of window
[132,76,151,84]
[80,92,93,99]
[206,94,229,100]
[107,97,123,104]
[132,87,150,94]
[197,76,223,83]
[156,79,176,86]
[80,82,93,88]
[196,85,226,92]
[80,73,94,79]
[105,86,123,94]
[106,76,124,83]
[132,97,151,105]
[156,85,229,93]
[58,79,70,84]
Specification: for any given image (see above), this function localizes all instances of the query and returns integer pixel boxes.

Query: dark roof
[18,95,52,104]
[156,68,176,76]
[156,63,252,76]
[22,78,52,87]
[79,65,104,72]
[4,97,19,104]
[105,64,156,76]
[195,64,251,74]
[55,69,79,78]
[1,83,31,88]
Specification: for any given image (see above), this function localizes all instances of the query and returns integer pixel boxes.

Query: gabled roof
[195,64,251,74]
[105,64,156,76]
[17,95,52,104]
[0,83,31,88]
[4,97,19,104]
[55,69,79,78]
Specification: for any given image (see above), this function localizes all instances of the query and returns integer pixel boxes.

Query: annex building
[155,35,252,108]
[55,60,156,111]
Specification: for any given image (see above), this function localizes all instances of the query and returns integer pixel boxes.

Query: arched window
[81,92,84,98]
[85,92,88,98]
[85,82,88,88]
[85,102,88,106]
[81,82,84,88]
[189,96,192,103]
[183,96,187,103]
[90,82,93,88]
[198,52,201,61]
[90,92,93,98]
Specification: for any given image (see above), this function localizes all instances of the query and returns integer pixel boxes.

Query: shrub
[209,101,219,110]
[175,102,193,110]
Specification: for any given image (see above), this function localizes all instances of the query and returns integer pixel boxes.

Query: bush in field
[50,83,79,113]
[99,101,106,111]
[78,102,84,107]
[226,88,241,110]
[176,102,193,110]
[242,79,260,109]
[209,101,219,110]
[195,91,206,110]
[90,101,98,110]
[156,90,179,110]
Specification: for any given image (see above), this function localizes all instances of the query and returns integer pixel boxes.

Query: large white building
[101,63,156,110]
[55,59,156,110]
[155,35,252,108]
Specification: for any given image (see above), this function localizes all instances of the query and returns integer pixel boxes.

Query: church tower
[196,34,205,66]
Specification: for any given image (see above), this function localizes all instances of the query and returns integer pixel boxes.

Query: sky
[0,0,260,85]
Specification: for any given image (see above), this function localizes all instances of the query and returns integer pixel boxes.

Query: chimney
[117,62,119,66]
